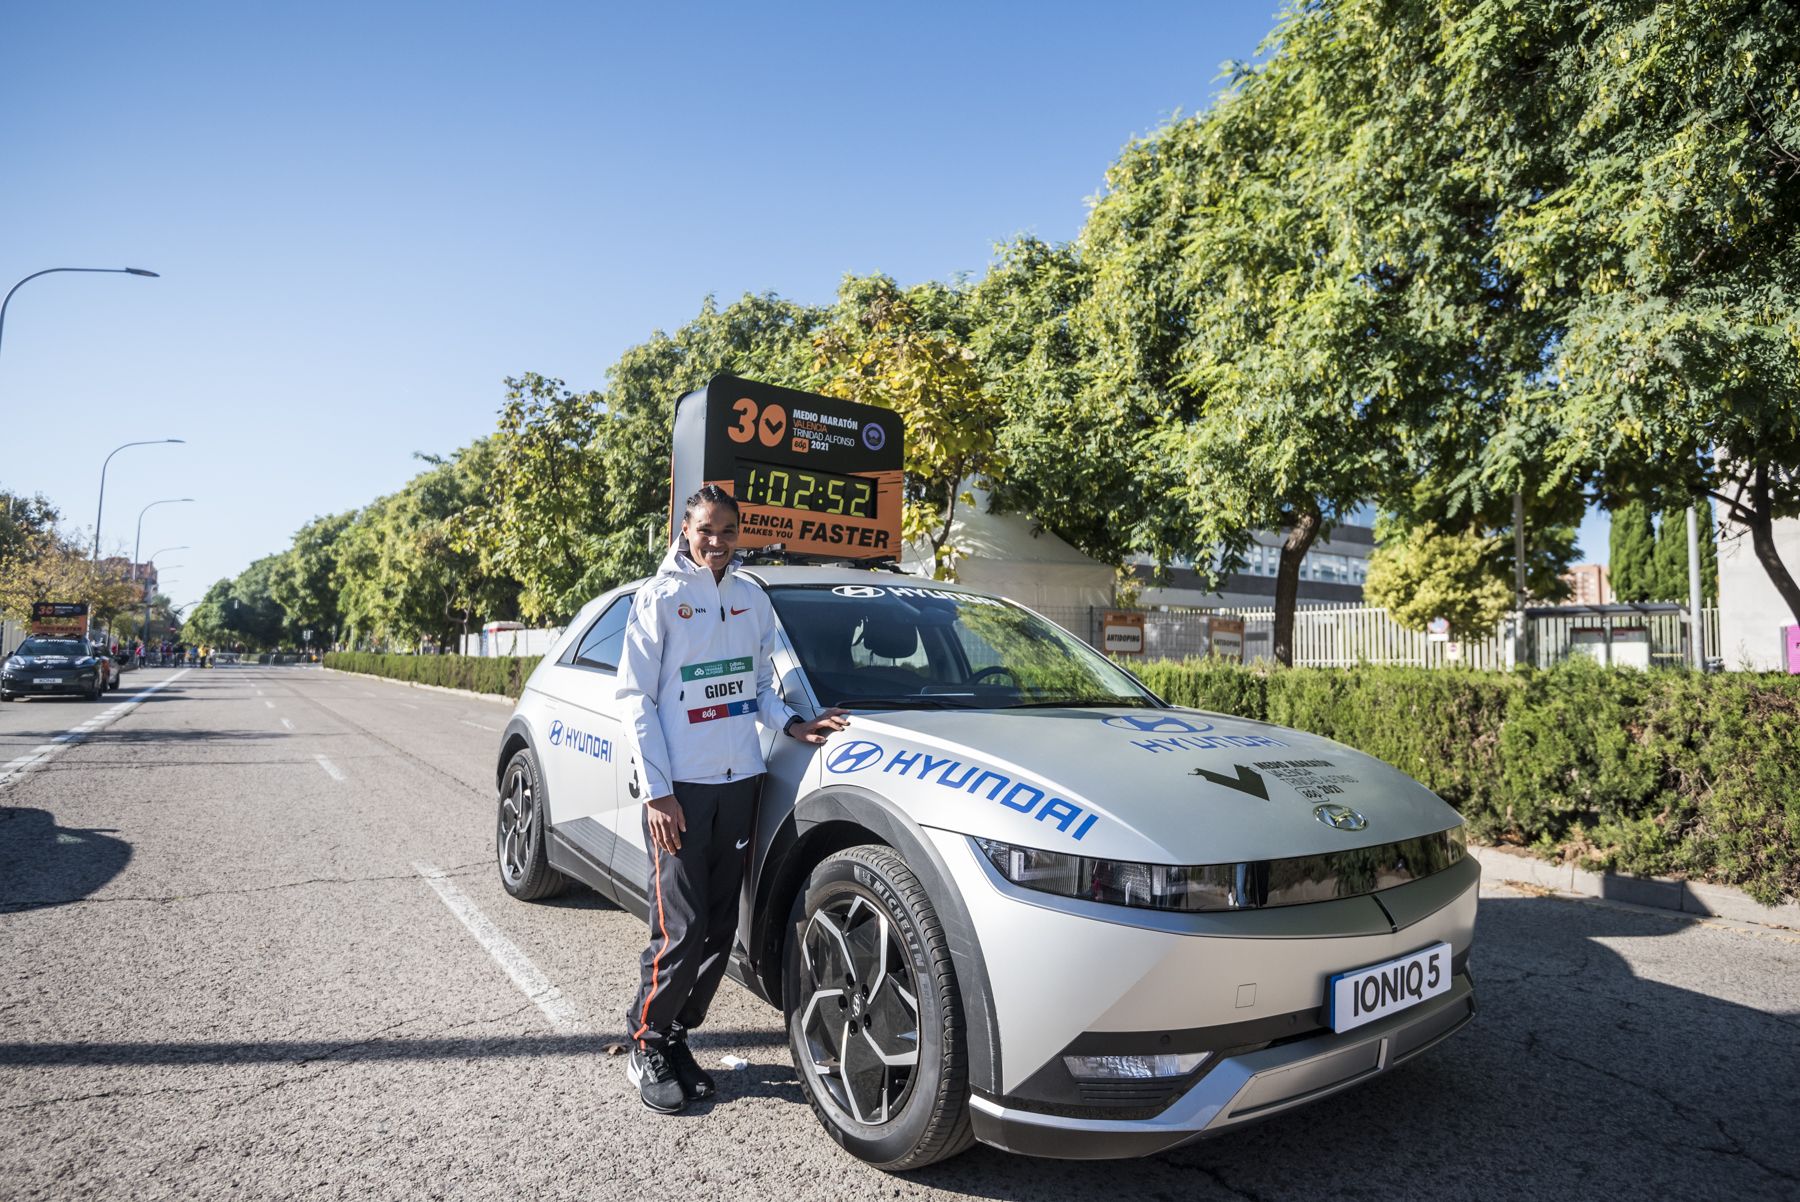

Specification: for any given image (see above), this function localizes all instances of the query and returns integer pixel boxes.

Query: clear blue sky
[2,1,1606,609]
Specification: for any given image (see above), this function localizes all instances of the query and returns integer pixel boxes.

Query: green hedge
[1134,659,1799,906]
[324,652,541,700]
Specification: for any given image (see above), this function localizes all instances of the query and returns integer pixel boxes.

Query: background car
[1,636,113,701]
[493,568,1478,1168]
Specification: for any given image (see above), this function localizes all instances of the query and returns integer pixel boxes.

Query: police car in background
[494,568,1478,1169]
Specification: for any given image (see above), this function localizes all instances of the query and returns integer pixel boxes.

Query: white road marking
[313,754,345,781]
[265,700,275,709]
[460,719,500,733]
[413,862,580,1032]
[281,717,295,730]
[0,671,191,790]
[396,702,418,709]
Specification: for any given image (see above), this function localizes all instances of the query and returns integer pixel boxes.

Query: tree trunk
[1272,509,1322,667]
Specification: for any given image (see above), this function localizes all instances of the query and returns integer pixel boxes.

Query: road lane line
[459,720,500,733]
[265,700,275,709]
[0,671,192,790]
[281,718,295,731]
[414,861,580,1033]
[313,754,345,781]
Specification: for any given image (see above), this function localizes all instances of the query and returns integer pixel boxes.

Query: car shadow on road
[899,894,1800,1201]
[0,806,132,913]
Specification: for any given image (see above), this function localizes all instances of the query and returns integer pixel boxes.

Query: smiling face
[682,501,740,580]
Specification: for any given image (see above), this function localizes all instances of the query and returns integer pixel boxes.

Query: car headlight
[976,824,1468,914]
[77,657,97,666]
[5,657,27,669]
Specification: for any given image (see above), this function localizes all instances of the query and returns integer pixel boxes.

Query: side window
[565,594,634,672]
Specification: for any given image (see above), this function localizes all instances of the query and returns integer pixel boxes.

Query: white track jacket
[616,545,798,799]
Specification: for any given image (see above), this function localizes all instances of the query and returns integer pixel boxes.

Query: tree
[469,294,826,621]
[1610,502,1657,602]
[1652,503,1722,605]
[0,495,140,632]
[268,510,355,645]
[1364,523,1516,638]
[814,275,1006,578]
[1440,1,1800,621]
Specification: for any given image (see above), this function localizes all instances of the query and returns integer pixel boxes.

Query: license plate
[38,677,64,684]
[1328,942,1452,1033]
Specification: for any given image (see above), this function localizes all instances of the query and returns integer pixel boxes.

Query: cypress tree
[1610,502,1656,602]
[1652,508,1690,602]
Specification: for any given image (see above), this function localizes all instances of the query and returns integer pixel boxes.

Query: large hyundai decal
[828,741,1097,841]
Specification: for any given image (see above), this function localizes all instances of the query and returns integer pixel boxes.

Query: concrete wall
[1716,513,1800,671]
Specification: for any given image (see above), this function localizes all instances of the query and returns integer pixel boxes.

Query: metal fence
[1031,602,1724,670]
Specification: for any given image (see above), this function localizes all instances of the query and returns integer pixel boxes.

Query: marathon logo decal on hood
[548,719,612,762]
[826,740,1097,842]
[1100,712,1288,754]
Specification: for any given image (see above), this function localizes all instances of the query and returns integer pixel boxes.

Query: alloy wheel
[497,764,536,887]
[796,894,921,1125]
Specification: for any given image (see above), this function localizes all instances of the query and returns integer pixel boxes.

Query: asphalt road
[2,665,1796,1201]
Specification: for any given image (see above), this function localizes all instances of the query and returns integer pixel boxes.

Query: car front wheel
[783,844,974,1171]
[495,747,567,901]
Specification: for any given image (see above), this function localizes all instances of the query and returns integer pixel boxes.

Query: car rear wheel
[495,747,567,901]
[783,845,974,1171]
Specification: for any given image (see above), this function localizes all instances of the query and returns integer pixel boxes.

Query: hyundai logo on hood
[826,740,885,773]
[1101,713,1214,734]
[1314,803,1369,832]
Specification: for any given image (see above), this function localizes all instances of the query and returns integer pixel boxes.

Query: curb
[320,666,517,708]
[1470,844,1799,932]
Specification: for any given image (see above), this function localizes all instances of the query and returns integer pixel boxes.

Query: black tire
[0,692,12,703]
[782,844,975,1171]
[495,746,568,901]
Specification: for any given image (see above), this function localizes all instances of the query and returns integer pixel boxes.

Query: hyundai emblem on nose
[1314,803,1368,831]
[1101,713,1214,734]
[826,740,884,773]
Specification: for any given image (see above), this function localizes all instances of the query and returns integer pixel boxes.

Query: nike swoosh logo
[735,837,751,850]
[730,607,749,616]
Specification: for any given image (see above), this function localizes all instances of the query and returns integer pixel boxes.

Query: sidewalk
[1470,843,1799,931]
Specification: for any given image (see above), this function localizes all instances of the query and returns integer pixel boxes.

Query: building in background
[1717,514,1800,671]
[1128,523,1376,610]
[1560,563,1612,606]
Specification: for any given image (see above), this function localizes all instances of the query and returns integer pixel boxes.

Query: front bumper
[3,672,98,695]
[970,971,1475,1159]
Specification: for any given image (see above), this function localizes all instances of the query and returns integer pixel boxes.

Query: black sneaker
[665,1026,716,1100]
[627,1045,687,1113]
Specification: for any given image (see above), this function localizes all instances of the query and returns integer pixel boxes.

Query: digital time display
[669,376,904,560]
[734,460,877,518]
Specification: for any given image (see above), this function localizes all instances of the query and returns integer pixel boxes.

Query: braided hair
[682,484,741,523]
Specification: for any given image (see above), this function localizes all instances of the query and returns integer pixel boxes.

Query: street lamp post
[133,497,194,647]
[94,439,185,559]
[0,267,160,363]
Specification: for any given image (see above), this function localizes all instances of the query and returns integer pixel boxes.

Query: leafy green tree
[1610,502,1657,602]
[1651,504,1722,605]
[469,294,825,621]
[1435,0,1800,620]
[337,443,519,650]
[815,275,1005,577]
[268,510,355,645]
[1365,523,1516,638]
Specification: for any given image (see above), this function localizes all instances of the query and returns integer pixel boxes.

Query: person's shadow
[0,807,132,912]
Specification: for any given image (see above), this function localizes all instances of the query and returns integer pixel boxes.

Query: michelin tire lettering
[827,741,1097,841]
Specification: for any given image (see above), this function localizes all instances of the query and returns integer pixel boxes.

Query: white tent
[898,486,1114,611]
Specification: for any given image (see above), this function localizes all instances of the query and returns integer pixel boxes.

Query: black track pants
[626,776,759,1049]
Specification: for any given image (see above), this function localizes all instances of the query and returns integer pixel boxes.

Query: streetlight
[93,439,185,559]
[0,267,160,362]
[134,497,193,644]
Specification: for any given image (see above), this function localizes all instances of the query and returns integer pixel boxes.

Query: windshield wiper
[836,695,979,710]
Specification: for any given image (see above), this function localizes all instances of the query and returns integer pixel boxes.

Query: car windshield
[16,639,86,657]
[768,584,1158,711]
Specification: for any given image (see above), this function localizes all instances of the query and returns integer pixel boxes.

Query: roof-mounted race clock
[668,375,904,561]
